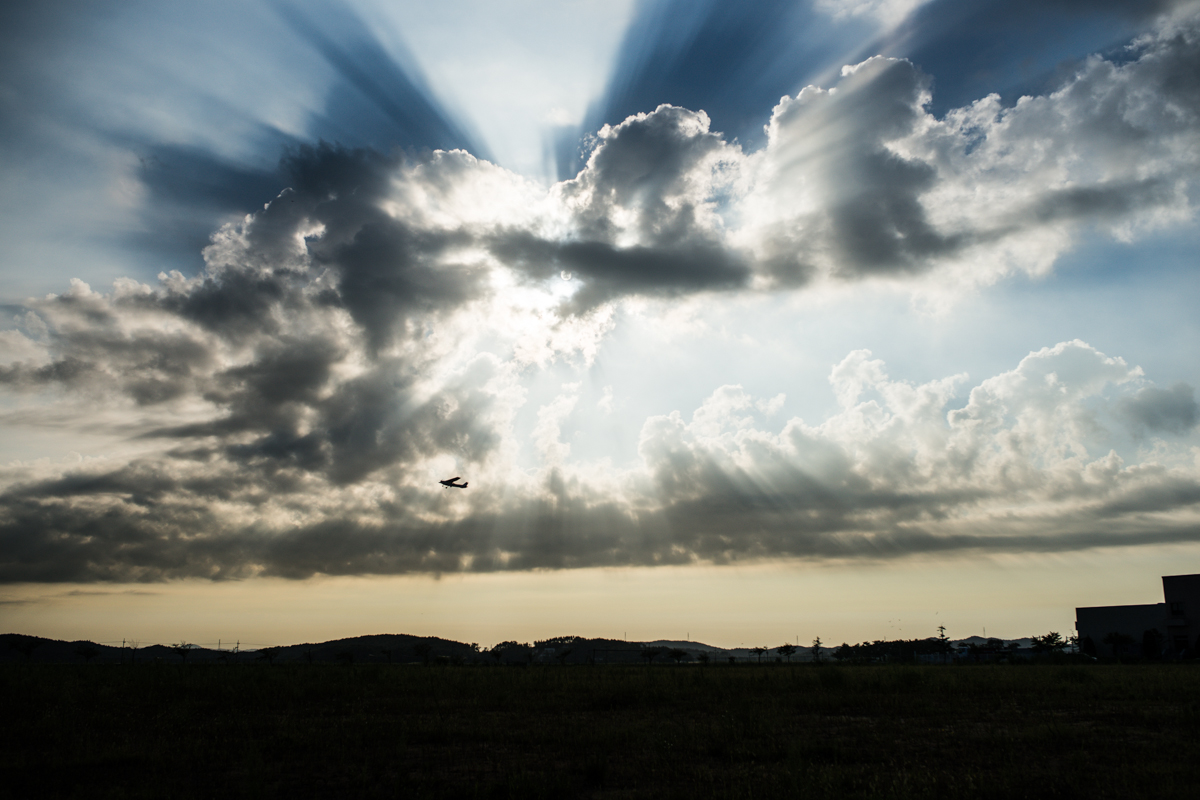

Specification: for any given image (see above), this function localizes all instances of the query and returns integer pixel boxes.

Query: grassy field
[3,662,1198,799]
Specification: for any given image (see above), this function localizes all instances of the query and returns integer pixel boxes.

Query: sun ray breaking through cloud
[1,0,1199,635]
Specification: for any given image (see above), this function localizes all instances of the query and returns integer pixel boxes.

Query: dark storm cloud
[1119,383,1199,435]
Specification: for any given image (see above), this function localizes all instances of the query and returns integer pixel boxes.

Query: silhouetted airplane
[439,477,468,488]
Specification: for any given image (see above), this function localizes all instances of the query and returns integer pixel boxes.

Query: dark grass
[3,663,1199,798]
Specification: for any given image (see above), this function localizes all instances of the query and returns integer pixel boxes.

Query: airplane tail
[462,482,468,488]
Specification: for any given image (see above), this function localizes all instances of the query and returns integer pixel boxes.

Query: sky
[2,0,1199,649]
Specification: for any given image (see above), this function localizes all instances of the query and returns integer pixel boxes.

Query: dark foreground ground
[3,663,1198,799]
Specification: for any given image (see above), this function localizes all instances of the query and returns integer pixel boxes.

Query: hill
[1,631,1042,665]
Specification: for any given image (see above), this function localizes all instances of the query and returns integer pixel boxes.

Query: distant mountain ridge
[2,632,1040,665]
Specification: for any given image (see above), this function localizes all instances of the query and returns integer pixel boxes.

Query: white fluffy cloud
[743,13,1200,290]
[636,341,1198,558]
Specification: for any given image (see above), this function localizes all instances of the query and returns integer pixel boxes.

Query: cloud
[0,0,487,293]
[490,105,752,308]
[3,11,1200,583]
[1119,383,1199,435]
[740,12,1200,291]
[751,56,959,280]
[578,0,881,174]
[1,144,519,501]
[635,341,1200,561]
[871,0,1194,117]
[3,323,1199,582]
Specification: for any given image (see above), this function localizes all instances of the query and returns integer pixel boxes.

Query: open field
[3,663,1198,799]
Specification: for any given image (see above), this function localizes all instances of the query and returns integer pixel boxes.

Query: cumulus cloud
[4,311,1200,582]
[544,10,1200,295]
[1119,383,1199,435]
[3,11,1200,582]
[580,0,882,171]
[743,11,1200,288]
[636,341,1200,561]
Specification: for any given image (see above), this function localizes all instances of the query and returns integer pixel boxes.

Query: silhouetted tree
[833,643,853,662]
[170,642,196,663]
[750,646,767,664]
[413,642,432,665]
[810,637,823,663]
[936,626,952,654]
[697,652,710,666]
[667,648,687,665]
[490,641,531,665]
[776,643,796,663]
[1032,632,1066,655]
[75,644,99,663]
[257,647,281,665]
[641,647,663,666]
